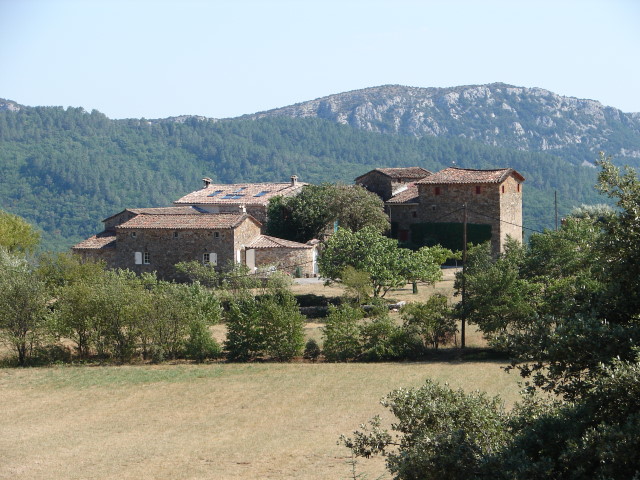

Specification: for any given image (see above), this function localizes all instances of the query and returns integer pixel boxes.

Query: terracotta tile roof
[127,206,203,215]
[247,235,314,250]
[102,206,202,223]
[386,184,419,204]
[356,167,432,181]
[116,213,258,230]
[416,167,525,185]
[72,231,116,250]
[174,181,307,206]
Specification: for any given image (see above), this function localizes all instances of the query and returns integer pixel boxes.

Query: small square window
[435,187,441,195]
[173,231,179,238]
[143,252,150,264]
[475,186,482,194]
[214,231,220,238]
[412,211,417,218]
[131,232,137,238]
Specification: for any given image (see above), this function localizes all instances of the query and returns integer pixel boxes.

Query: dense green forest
[0,103,604,250]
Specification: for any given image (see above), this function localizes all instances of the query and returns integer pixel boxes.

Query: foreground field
[0,361,521,480]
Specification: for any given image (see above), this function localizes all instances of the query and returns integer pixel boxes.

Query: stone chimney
[202,177,212,188]
[291,175,299,186]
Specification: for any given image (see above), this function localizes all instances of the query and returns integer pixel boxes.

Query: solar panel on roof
[254,190,270,197]
[208,190,224,197]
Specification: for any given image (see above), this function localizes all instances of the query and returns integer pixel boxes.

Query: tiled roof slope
[386,184,419,204]
[174,181,306,206]
[416,167,525,185]
[72,231,116,250]
[116,214,258,230]
[103,206,203,223]
[247,235,313,249]
[356,167,432,181]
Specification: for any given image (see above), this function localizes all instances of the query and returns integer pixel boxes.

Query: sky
[1,0,639,119]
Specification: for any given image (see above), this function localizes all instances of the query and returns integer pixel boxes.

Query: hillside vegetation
[0,99,605,250]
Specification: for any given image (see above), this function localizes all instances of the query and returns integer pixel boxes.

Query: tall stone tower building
[386,167,524,254]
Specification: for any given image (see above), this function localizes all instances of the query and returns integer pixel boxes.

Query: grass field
[0,268,520,480]
[0,361,521,480]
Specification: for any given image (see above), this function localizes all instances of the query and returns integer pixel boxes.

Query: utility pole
[555,191,558,231]
[461,203,467,349]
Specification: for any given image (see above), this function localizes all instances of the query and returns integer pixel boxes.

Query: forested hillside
[0,100,603,250]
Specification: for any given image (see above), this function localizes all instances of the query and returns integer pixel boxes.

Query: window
[475,186,482,194]
[213,231,220,238]
[203,252,217,266]
[501,185,505,194]
[134,252,142,265]
[173,231,179,238]
[222,194,245,199]
[143,252,150,264]
[435,187,441,195]
[412,211,417,218]
[517,183,521,192]
[131,232,137,238]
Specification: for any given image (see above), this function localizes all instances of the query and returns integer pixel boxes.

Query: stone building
[173,175,306,225]
[385,167,524,254]
[355,167,433,201]
[73,186,318,279]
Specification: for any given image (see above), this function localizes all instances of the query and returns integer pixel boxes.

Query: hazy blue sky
[1,0,638,119]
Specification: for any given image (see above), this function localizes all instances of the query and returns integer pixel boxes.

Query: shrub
[184,320,222,362]
[303,338,322,361]
[322,305,363,362]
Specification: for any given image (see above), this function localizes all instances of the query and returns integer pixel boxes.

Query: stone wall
[498,176,523,248]
[356,171,394,200]
[252,247,316,277]
[415,177,522,253]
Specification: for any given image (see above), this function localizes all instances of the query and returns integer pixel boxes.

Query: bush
[184,321,222,362]
[322,305,363,362]
[303,338,321,361]
[224,290,304,362]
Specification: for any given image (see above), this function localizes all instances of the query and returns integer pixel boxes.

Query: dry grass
[0,361,521,480]
[0,268,515,480]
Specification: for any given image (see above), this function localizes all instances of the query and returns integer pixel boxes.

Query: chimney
[202,177,212,188]
[291,175,298,186]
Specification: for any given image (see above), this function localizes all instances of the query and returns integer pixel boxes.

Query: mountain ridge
[245,83,640,164]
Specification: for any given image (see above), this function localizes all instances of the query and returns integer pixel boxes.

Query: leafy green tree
[266,183,389,243]
[0,210,40,253]
[321,305,363,362]
[320,227,449,297]
[0,249,51,365]
[401,294,456,350]
[341,379,509,480]
[224,289,304,361]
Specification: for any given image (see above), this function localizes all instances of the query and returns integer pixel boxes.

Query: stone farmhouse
[358,166,525,254]
[72,177,317,280]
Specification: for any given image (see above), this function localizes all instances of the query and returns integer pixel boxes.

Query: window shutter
[134,252,142,265]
